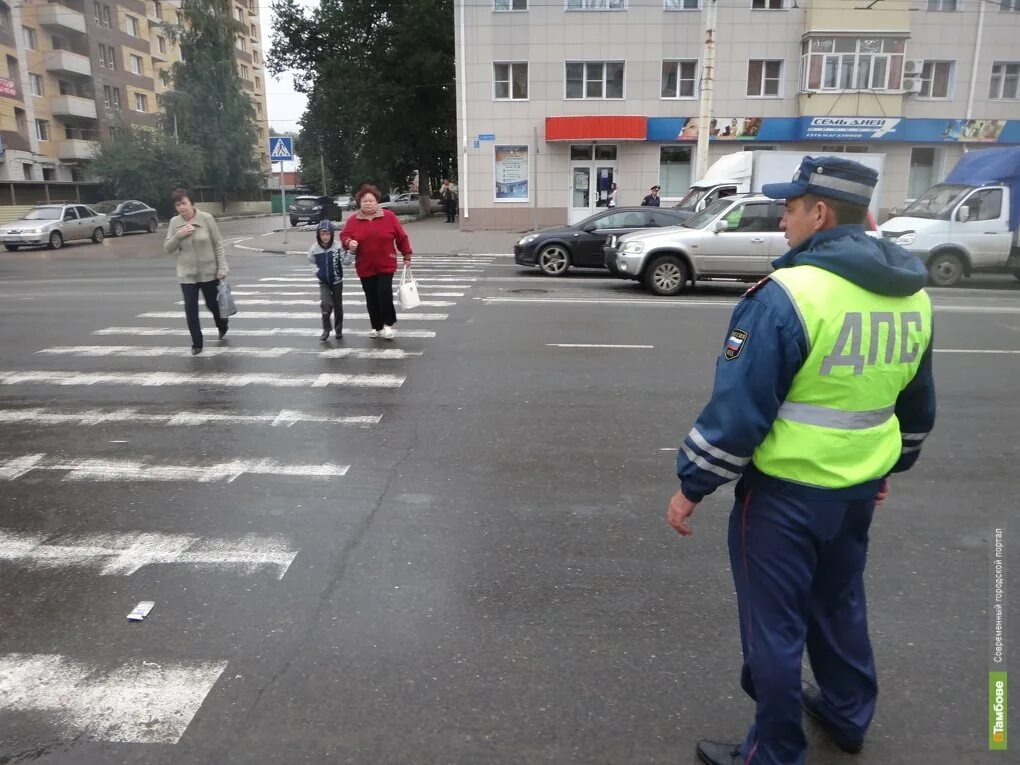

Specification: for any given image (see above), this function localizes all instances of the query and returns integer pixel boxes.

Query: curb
[156,212,278,230]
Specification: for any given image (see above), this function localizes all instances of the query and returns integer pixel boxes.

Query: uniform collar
[772,224,867,269]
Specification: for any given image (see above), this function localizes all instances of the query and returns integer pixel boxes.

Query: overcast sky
[258,0,310,133]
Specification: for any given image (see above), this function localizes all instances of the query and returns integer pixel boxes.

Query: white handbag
[397,265,420,309]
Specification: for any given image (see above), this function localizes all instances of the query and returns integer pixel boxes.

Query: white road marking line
[0,408,382,428]
[262,231,276,236]
[0,454,349,482]
[259,277,474,283]
[482,297,738,307]
[546,343,654,349]
[0,371,405,388]
[0,653,228,744]
[174,298,457,307]
[231,290,466,297]
[0,453,46,479]
[37,346,421,360]
[232,237,253,244]
[139,311,448,321]
[0,529,298,578]
[95,326,438,338]
[659,448,676,451]
[934,349,1020,354]
[931,305,1020,315]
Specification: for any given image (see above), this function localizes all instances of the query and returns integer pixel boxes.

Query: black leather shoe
[696,740,744,765]
[320,329,330,342]
[802,681,864,754]
[191,346,202,355]
[218,325,228,339]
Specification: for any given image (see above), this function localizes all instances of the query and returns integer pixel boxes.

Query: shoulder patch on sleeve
[742,276,771,298]
[724,328,749,360]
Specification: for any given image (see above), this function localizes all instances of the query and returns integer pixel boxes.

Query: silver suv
[603,194,787,295]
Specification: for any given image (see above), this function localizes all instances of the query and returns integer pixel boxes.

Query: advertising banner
[494,145,529,202]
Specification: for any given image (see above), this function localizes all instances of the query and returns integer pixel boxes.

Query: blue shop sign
[645,116,1020,144]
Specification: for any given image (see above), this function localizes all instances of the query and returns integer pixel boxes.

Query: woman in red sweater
[339,184,413,339]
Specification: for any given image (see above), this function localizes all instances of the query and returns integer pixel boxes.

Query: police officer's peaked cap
[762,155,878,207]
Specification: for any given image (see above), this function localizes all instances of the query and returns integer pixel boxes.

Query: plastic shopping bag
[217,280,238,317]
[397,265,420,310]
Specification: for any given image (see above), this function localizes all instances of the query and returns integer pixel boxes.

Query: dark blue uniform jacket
[678,224,937,503]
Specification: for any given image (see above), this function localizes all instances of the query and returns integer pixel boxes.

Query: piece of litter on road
[109,440,129,443]
[127,601,155,621]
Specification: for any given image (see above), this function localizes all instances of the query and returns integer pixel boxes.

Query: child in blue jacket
[308,221,344,340]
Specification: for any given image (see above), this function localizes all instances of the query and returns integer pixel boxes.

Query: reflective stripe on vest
[753,265,932,489]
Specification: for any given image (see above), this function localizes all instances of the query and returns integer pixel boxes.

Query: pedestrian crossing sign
[269,136,293,161]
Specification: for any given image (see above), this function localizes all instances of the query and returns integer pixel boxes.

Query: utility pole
[318,137,328,197]
[695,0,717,181]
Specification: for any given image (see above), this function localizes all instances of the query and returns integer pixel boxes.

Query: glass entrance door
[569,166,592,224]
[568,144,617,224]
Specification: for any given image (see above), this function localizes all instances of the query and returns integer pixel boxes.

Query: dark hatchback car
[92,200,159,236]
[288,195,341,226]
[514,206,689,276]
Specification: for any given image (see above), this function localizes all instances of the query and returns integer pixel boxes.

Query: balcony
[44,50,93,78]
[51,95,98,119]
[38,4,87,35]
[56,139,98,161]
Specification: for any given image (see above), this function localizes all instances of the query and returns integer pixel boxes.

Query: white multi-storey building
[454,0,1020,228]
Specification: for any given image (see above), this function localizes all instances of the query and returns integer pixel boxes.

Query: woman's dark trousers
[359,274,396,331]
[180,279,226,349]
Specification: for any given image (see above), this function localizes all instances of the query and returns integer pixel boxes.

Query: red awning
[545,116,647,142]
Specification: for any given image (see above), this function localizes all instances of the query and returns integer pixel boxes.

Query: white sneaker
[368,329,380,338]
[381,325,396,339]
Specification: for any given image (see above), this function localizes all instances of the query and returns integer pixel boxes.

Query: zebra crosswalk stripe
[0,371,406,388]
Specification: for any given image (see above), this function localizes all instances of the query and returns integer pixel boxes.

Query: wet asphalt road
[0,223,1016,764]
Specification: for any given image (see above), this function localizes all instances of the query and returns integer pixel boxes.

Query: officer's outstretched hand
[667,490,699,536]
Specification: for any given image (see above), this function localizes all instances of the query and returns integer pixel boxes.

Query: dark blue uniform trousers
[729,470,878,764]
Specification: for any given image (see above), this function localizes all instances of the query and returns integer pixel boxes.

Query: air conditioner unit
[903,59,925,77]
[902,76,924,95]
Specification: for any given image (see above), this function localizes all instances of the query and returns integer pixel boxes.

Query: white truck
[674,150,886,220]
[879,147,1020,287]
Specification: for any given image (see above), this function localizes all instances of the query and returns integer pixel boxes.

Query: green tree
[90,124,205,218]
[269,0,456,215]
[160,0,264,206]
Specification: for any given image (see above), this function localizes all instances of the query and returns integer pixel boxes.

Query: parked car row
[0,200,159,251]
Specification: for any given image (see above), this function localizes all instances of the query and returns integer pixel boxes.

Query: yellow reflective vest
[753,265,933,488]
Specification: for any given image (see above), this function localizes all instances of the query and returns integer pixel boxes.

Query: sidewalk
[240,214,521,256]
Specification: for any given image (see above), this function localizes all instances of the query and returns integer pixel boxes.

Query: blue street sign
[269,136,293,161]
[473,140,480,148]
[477,133,495,141]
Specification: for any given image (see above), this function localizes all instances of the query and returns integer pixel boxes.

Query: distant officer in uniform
[641,185,661,207]
[666,156,936,765]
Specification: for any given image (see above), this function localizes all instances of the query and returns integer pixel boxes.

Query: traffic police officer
[666,156,936,765]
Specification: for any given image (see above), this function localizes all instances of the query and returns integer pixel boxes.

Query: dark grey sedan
[513,207,689,276]
[93,200,159,237]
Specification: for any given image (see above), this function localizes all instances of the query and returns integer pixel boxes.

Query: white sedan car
[0,204,109,250]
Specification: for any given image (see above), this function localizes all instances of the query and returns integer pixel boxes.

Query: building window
[1003,0,1020,10]
[0,3,9,34]
[747,60,782,96]
[493,62,528,99]
[154,0,162,16]
[250,23,257,37]
[23,163,33,179]
[7,54,18,82]
[103,84,112,107]
[801,37,905,91]
[103,5,111,28]
[494,0,527,8]
[566,61,624,98]
[919,60,953,98]
[34,119,49,141]
[22,26,36,49]
[661,60,697,98]
[820,144,870,153]
[752,0,787,7]
[126,15,139,35]
[129,54,143,75]
[907,147,941,200]
[98,44,106,68]
[134,92,147,111]
[256,102,262,117]
[43,167,56,181]
[93,1,102,23]
[990,62,1020,99]
[175,10,183,25]
[664,0,699,8]
[235,6,245,21]
[258,127,264,140]
[659,146,693,198]
[112,87,121,109]
[239,64,249,80]
[28,73,42,96]
[235,36,246,51]
[566,0,625,8]
[157,36,166,53]
[255,76,262,91]
[926,0,957,9]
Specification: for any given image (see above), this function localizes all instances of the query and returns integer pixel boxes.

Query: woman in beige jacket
[164,188,229,354]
